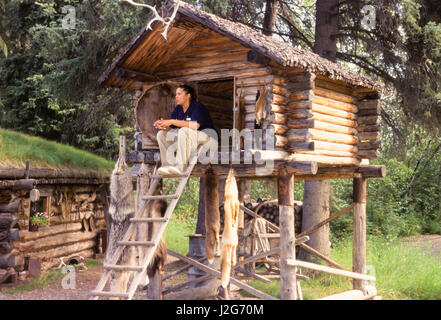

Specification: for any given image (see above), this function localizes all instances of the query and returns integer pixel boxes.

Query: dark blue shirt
[170,101,215,131]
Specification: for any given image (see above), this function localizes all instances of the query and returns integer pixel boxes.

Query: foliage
[30,212,49,227]
[0,0,155,158]
[245,237,441,300]
[330,142,441,241]
[163,177,200,229]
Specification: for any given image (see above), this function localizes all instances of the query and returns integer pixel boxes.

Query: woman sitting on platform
[154,85,217,175]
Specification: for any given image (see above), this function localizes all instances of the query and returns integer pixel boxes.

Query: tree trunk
[263,0,280,36]
[314,0,339,62]
[196,177,206,235]
[299,180,330,261]
[299,0,339,263]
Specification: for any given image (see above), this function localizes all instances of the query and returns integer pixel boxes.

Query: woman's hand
[154,118,174,130]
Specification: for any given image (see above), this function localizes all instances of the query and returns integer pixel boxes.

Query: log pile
[219,198,302,234]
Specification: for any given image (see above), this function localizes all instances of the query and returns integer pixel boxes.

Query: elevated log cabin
[99,1,384,179]
[98,1,386,300]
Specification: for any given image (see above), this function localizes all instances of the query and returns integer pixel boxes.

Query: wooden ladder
[90,152,199,300]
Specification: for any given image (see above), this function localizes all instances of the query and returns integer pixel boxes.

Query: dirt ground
[0,255,245,300]
[1,235,439,300]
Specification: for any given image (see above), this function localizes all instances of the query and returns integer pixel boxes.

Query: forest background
[0,0,440,241]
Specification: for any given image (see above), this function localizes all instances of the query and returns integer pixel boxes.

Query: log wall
[355,97,382,159]
[0,181,108,280]
[285,72,381,165]
[237,74,288,151]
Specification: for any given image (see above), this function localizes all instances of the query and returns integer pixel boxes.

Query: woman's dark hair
[178,84,197,101]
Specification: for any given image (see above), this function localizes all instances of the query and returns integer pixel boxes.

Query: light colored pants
[156,127,218,170]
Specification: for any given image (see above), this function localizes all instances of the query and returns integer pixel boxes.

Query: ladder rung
[103,264,143,271]
[118,241,154,246]
[130,217,167,223]
[90,291,129,298]
[142,194,178,200]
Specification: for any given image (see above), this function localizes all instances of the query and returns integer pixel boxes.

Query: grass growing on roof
[0,127,114,172]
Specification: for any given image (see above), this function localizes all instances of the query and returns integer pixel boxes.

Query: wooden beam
[297,203,355,238]
[167,249,278,300]
[286,259,375,282]
[235,267,271,284]
[358,165,386,178]
[285,161,318,175]
[318,286,377,300]
[0,201,21,213]
[163,274,213,295]
[0,168,108,180]
[162,256,207,281]
[115,67,160,82]
[298,243,348,271]
[234,247,280,269]
[0,179,36,190]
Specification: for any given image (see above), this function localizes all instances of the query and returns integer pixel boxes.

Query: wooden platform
[126,150,386,180]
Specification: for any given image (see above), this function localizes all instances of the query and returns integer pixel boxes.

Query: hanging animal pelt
[255,85,267,127]
[106,149,136,297]
[220,168,240,289]
[135,163,167,289]
[204,167,220,264]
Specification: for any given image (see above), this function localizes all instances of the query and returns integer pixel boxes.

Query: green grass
[2,269,65,294]
[165,215,196,255]
[85,259,103,269]
[1,259,103,295]
[242,238,441,300]
[0,127,114,173]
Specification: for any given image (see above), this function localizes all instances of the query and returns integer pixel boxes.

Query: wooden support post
[25,160,30,179]
[237,179,251,230]
[353,177,367,290]
[278,169,297,300]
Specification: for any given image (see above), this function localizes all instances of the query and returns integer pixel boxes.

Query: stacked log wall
[238,74,288,151]
[0,183,108,276]
[286,72,376,166]
[355,96,382,159]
